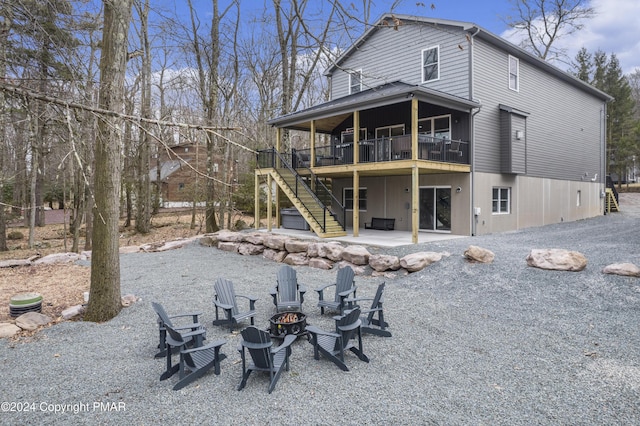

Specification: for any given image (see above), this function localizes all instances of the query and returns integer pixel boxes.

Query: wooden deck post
[254,173,260,230]
[353,170,360,236]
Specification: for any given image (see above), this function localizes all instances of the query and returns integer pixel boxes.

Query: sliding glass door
[419,186,451,232]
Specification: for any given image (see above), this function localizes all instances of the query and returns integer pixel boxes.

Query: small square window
[343,187,367,211]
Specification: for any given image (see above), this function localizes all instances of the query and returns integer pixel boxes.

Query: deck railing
[293,134,469,166]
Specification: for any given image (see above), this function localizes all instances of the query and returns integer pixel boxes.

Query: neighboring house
[255,14,612,242]
[150,142,208,204]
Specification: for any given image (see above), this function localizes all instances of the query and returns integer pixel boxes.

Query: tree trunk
[85,0,133,323]
[135,0,151,234]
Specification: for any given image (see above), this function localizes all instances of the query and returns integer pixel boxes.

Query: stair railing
[258,147,345,232]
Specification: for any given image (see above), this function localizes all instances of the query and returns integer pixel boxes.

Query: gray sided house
[255,14,611,243]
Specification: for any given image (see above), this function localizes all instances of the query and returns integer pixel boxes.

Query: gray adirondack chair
[238,326,296,393]
[213,277,258,332]
[306,308,369,371]
[315,266,357,315]
[270,265,306,312]
[162,322,227,391]
[346,282,391,337]
[151,301,206,359]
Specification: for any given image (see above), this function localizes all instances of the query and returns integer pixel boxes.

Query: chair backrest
[366,282,385,323]
[215,278,239,316]
[151,302,173,327]
[448,140,461,151]
[334,266,355,302]
[164,322,187,348]
[276,265,298,303]
[240,326,274,369]
[335,308,361,351]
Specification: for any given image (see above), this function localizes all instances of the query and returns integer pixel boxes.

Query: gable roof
[149,160,181,182]
[268,81,480,132]
[326,14,611,102]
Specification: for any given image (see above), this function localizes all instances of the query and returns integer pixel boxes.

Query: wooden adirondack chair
[346,282,391,337]
[315,266,357,315]
[238,326,296,394]
[213,277,258,332]
[270,265,306,312]
[151,301,206,359]
[306,308,369,371]
[162,323,227,391]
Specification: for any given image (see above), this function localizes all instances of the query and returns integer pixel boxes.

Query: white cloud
[501,0,640,74]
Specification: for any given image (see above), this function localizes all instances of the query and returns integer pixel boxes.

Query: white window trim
[492,187,511,214]
[343,187,367,212]
[349,69,363,94]
[421,46,440,83]
[509,55,519,92]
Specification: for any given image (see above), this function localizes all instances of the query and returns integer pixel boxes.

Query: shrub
[7,231,24,240]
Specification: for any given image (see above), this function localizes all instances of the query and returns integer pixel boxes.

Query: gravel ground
[1,194,639,425]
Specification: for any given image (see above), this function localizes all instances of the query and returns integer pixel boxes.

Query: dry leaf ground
[0,209,257,323]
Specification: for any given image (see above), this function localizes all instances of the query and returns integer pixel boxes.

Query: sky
[159,0,640,75]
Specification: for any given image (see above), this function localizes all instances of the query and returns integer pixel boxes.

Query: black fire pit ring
[269,311,307,338]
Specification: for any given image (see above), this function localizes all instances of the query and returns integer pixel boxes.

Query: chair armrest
[338,286,357,298]
[298,285,307,294]
[268,287,277,297]
[315,282,336,293]
[168,312,202,322]
[181,338,226,355]
[272,334,296,353]
[306,325,340,338]
[344,296,372,304]
[213,300,234,310]
[236,294,258,302]
[170,322,203,331]
[180,328,206,339]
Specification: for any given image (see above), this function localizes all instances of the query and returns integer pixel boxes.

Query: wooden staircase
[270,168,346,238]
[605,188,619,213]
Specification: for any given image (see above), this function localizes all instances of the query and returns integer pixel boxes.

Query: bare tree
[134,0,151,234]
[85,0,133,323]
[0,5,9,251]
[503,0,595,62]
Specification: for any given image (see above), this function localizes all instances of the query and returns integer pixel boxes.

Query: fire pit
[269,311,307,338]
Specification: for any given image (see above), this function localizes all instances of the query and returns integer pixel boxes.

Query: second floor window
[509,55,519,91]
[349,70,362,94]
[422,46,439,83]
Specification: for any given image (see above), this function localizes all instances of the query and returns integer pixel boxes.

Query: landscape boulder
[263,248,287,263]
[238,243,265,256]
[218,241,240,253]
[341,245,371,265]
[602,262,640,277]
[400,251,443,272]
[0,323,21,338]
[215,230,245,242]
[34,252,81,265]
[15,312,52,331]
[263,234,289,251]
[61,305,85,320]
[283,253,309,266]
[525,249,587,271]
[243,233,266,245]
[285,239,311,253]
[308,257,334,270]
[464,245,495,263]
[369,254,401,272]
